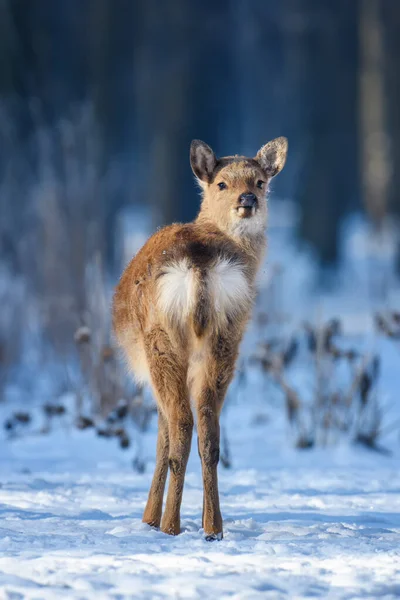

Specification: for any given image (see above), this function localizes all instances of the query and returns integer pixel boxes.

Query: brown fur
[112,137,288,539]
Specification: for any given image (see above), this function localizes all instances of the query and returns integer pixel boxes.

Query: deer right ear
[190,140,217,183]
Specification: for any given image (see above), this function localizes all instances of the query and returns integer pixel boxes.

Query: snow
[1,396,400,600]
[1,207,400,599]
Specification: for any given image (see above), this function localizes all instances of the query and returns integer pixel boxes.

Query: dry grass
[250,314,389,452]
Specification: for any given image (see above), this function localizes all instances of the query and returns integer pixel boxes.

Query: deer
[112,136,288,540]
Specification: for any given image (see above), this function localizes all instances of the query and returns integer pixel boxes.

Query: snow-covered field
[1,210,400,599]
[1,393,400,600]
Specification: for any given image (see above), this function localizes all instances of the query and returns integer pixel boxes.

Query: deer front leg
[142,409,169,528]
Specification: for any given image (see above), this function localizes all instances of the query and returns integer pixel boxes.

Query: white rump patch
[157,256,251,327]
[209,258,250,316]
[157,259,196,322]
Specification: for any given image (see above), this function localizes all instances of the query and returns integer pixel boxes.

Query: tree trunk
[298,0,359,265]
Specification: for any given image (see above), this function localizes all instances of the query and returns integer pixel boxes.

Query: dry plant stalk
[252,317,386,452]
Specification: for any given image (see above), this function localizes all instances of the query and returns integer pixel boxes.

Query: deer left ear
[256,137,288,178]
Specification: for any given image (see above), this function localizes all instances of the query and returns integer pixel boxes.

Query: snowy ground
[1,395,400,600]
[1,210,400,598]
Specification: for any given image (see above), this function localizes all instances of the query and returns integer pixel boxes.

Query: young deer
[113,137,288,540]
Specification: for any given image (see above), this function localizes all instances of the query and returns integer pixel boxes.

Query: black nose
[239,192,257,208]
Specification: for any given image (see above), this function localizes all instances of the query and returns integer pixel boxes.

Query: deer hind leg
[142,408,169,528]
[144,327,193,536]
[196,435,206,529]
[191,330,239,540]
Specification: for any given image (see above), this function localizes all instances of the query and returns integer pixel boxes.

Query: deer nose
[239,192,257,207]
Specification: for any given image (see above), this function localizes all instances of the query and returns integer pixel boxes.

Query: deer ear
[190,140,217,183]
[256,137,288,178]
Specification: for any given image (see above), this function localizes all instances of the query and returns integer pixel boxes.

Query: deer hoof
[204,531,223,542]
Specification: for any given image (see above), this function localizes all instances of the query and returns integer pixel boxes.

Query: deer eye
[256,180,264,189]
[217,182,227,190]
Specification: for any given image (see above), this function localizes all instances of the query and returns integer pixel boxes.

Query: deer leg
[193,330,239,540]
[161,401,193,535]
[197,393,222,540]
[142,409,169,527]
[144,327,192,536]
[197,434,205,528]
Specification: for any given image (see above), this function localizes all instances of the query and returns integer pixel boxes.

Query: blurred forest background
[0,1,399,447]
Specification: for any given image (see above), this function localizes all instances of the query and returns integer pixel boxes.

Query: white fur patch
[116,331,151,385]
[157,257,250,326]
[209,258,250,316]
[230,208,266,238]
[157,259,196,321]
